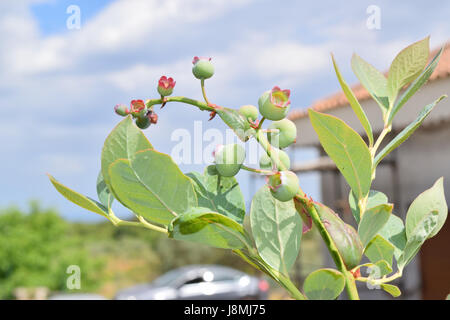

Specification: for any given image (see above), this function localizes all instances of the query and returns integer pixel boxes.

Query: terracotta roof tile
[288,42,450,121]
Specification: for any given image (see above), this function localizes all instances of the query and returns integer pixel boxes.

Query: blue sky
[0,0,448,222]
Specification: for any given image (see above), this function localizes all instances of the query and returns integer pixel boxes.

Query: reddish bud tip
[192,56,212,65]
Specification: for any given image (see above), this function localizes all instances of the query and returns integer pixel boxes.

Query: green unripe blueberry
[259,149,291,171]
[214,144,246,177]
[268,171,299,202]
[206,165,219,176]
[267,119,297,149]
[258,86,291,121]
[135,116,151,129]
[192,57,214,80]
[239,105,259,122]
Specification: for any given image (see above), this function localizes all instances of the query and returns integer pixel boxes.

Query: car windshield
[151,269,184,287]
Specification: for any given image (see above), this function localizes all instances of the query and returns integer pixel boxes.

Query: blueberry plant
[49,38,448,300]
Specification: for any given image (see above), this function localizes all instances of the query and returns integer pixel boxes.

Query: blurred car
[48,293,107,300]
[114,265,269,300]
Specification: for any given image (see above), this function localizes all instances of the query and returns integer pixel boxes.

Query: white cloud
[252,42,329,78]
[2,0,254,77]
[106,37,331,96]
[77,0,252,52]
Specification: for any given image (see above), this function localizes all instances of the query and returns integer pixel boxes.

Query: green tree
[0,202,103,299]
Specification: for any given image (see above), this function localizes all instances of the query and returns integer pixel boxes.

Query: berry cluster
[113,56,300,202]
[114,75,176,129]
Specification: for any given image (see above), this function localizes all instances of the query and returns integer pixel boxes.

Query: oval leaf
[364,235,395,266]
[387,37,430,101]
[389,46,444,123]
[406,177,447,239]
[303,269,345,300]
[332,54,373,146]
[101,116,153,195]
[399,211,439,270]
[168,207,247,249]
[381,284,401,298]
[48,174,108,219]
[358,203,393,247]
[97,171,114,209]
[349,190,388,224]
[309,109,372,200]
[187,166,245,224]
[250,186,302,275]
[378,214,407,261]
[351,53,389,114]
[314,202,363,269]
[108,149,197,225]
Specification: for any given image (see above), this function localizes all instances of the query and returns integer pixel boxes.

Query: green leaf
[96,171,114,209]
[168,207,248,249]
[349,190,388,224]
[250,186,302,275]
[398,211,439,270]
[108,149,197,226]
[374,95,447,166]
[332,54,374,146]
[358,203,393,247]
[351,53,389,115]
[373,260,393,277]
[48,174,108,219]
[309,109,372,200]
[101,116,153,196]
[364,235,395,266]
[314,202,363,269]
[378,214,407,261]
[215,106,255,142]
[381,284,401,298]
[186,166,245,224]
[388,47,444,123]
[387,37,430,102]
[406,177,447,239]
[303,269,345,300]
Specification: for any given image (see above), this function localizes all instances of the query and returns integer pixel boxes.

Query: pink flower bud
[130,99,146,117]
[114,104,130,117]
[157,76,176,96]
